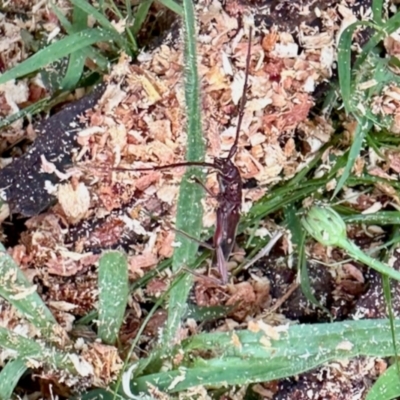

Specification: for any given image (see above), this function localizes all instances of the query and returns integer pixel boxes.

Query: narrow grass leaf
[354,14,400,71]
[157,0,184,16]
[381,232,400,377]
[285,143,326,187]
[76,257,176,326]
[337,20,379,115]
[185,304,233,322]
[68,0,131,52]
[321,84,339,116]
[51,3,109,71]
[0,97,49,129]
[0,243,60,340]
[50,1,73,30]
[60,50,86,91]
[285,206,331,317]
[382,275,400,374]
[347,174,400,191]
[132,0,153,36]
[245,179,329,230]
[374,130,400,145]
[121,257,210,383]
[366,131,385,158]
[332,116,372,198]
[0,29,115,85]
[343,211,400,225]
[244,149,348,233]
[163,0,205,347]
[129,319,400,393]
[58,5,88,90]
[367,363,400,400]
[0,358,27,400]
[337,22,355,114]
[98,251,129,345]
[72,3,89,29]
[0,327,76,374]
[299,234,331,317]
[125,0,133,21]
[40,57,69,93]
[371,0,383,25]
[116,278,178,397]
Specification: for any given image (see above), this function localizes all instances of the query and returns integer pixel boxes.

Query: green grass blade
[354,13,400,71]
[0,97,49,129]
[163,0,205,347]
[76,257,176,326]
[0,28,115,85]
[299,234,331,317]
[339,241,400,281]
[51,3,109,71]
[58,5,88,90]
[244,179,329,228]
[342,211,400,225]
[157,0,183,16]
[337,22,355,114]
[129,319,400,393]
[132,0,153,36]
[0,327,76,374]
[50,1,73,30]
[371,0,383,25]
[347,174,400,191]
[337,21,378,114]
[116,268,207,397]
[382,275,400,375]
[367,363,400,400]
[332,116,372,198]
[97,251,129,345]
[73,1,91,29]
[285,142,327,187]
[60,51,85,91]
[285,206,331,317]
[101,0,138,51]
[125,0,133,21]
[68,0,132,52]
[366,131,385,158]
[243,149,347,233]
[0,358,27,400]
[0,243,60,340]
[185,304,232,321]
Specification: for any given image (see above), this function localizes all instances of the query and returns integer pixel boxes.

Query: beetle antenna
[227,27,253,160]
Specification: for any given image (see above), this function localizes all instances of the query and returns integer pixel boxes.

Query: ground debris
[0,0,397,399]
[272,357,382,400]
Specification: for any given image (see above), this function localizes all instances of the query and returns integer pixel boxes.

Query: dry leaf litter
[0,0,400,398]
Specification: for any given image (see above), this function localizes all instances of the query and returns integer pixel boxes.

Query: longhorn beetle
[115,29,252,284]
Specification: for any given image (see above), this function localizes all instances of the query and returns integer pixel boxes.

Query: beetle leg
[216,245,229,285]
[190,176,218,198]
[165,222,214,251]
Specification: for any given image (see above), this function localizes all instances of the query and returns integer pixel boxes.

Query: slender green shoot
[162,0,205,348]
[97,251,129,345]
[0,359,27,400]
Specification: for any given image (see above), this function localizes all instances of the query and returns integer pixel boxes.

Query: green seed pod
[301,206,347,247]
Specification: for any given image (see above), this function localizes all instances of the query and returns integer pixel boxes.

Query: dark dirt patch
[0,84,106,217]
